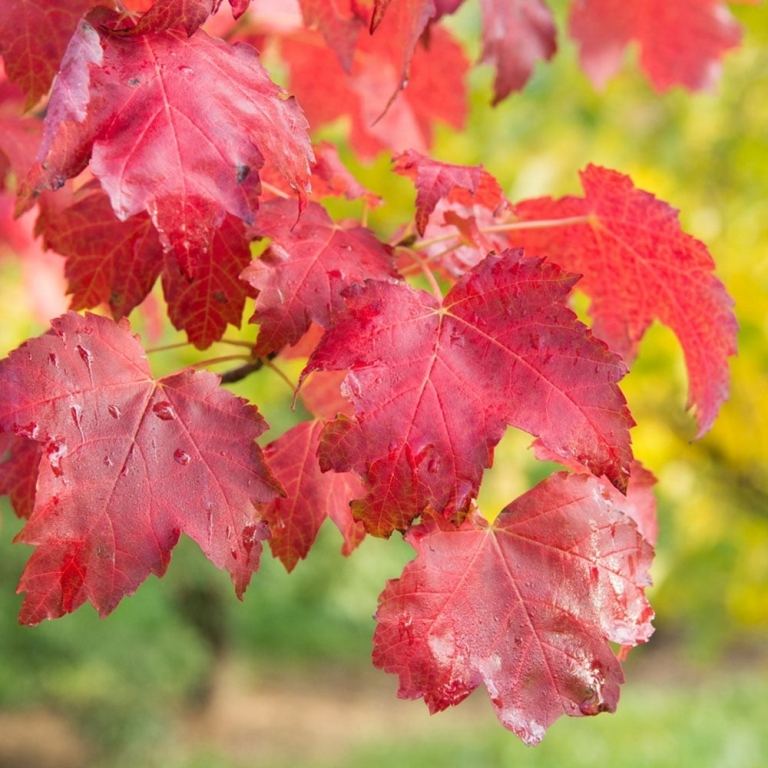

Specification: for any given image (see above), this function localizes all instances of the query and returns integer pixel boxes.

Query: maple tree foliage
[373,472,654,744]
[0,312,281,624]
[0,0,745,745]
[303,250,634,535]
[510,165,738,435]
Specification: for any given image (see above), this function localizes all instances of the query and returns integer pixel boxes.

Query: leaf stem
[412,215,591,251]
[145,338,254,354]
[264,358,297,394]
[191,354,252,368]
[400,247,443,302]
[261,181,290,199]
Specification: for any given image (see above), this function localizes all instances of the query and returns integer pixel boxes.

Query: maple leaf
[0,312,281,624]
[304,250,634,536]
[28,14,312,274]
[373,472,654,744]
[162,215,255,349]
[281,23,467,158]
[392,149,505,236]
[129,0,251,36]
[242,199,397,355]
[40,186,253,348]
[41,185,164,320]
[569,0,744,91]
[0,0,96,107]
[511,165,737,435]
[0,433,40,519]
[263,419,365,572]
[479,0,557,104]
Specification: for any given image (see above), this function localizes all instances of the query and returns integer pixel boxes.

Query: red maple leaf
[41,186,254,348]
[511,165,737,435]
[281,23,467,158]
[263,419,365,572]
[27,13,312,274]
[393,149,505,236]
[162,215,255,349]
[569,0,744,91]
[373,472,654,744]
[0,312,281,624]
[0,433,40,519]
[479,0,557,104]
[242,199,397,355]
[305,250,634,536]
[41,185,164,320]
[0,0,96,107]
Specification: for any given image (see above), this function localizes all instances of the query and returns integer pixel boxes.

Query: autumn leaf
[0,0,96,107]
[0,312,281,624]
[242,199,397,355]
[263,419,365,572]
[393,149,505,236]
[41,186,254,349]
[27,14,312,274]
[511,165,738,435]
[373,472,654,744]
[305,250,634,536]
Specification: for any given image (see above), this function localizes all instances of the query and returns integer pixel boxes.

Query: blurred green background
[1,2,767,766]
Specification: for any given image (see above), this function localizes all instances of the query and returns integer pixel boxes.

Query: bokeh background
[1,2,767,766]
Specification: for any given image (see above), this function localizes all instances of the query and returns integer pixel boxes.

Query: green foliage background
[0,2,766,766]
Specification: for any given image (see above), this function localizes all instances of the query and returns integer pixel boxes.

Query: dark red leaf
[392,149,505,236]
[305,250,634,536]
[242,199,396,355]
[263,419,365,571]
[40,186,253,348]
[373,472,654,744]
[0,0,96,107]
[162,215,254,349]
[0,312,281,623]
[569,0,744,91]
[27,16,312,274]
[41,186,164,320]
[479,0,557,104]
[511,165,737,434]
